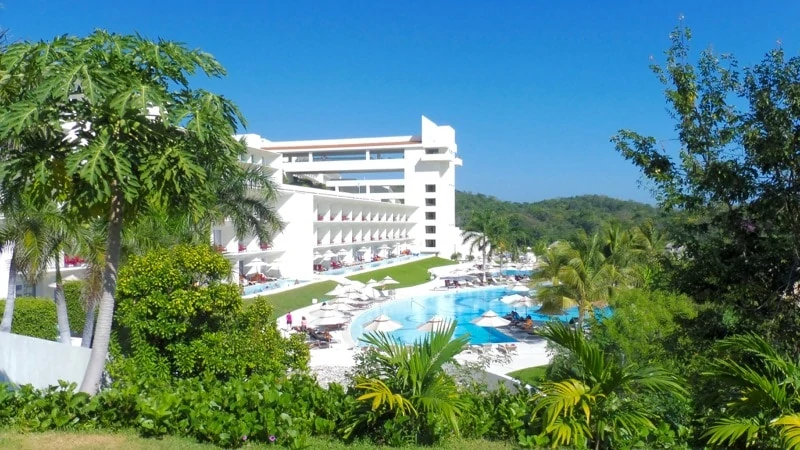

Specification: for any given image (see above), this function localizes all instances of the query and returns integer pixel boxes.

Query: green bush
[63,281,85,336]
[112,245,308,382]
[0,297,57,340]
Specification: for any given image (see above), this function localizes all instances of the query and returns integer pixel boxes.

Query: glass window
[425,226,436,234]
[425,184,436,193]
[425,198,436,207]
[425,212,436,220]
[425,240,436,248]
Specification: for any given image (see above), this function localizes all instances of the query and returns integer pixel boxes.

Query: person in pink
[286,312,293,330]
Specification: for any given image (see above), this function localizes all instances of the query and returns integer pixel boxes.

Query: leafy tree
[346,321,469,445]
[534,322,687,449]
[0,32,249,393]
[611,23,800,351]
[704,334,800,449]
[112,245,307,382]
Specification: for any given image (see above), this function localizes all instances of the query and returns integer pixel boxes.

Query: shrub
[63,280,85,336]
[112,245,308,382]
[0,297,57,340]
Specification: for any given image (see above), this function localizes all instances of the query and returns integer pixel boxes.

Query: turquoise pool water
[349,287,608,346]
[243,279,308,296]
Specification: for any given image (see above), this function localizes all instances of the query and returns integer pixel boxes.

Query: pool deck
[278,266,551,385]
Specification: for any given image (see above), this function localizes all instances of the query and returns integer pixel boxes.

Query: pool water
[243,279,308,296]
[349,287,610,346]
[324,255,419,276]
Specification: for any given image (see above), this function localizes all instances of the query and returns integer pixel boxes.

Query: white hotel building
[0,116,464,297]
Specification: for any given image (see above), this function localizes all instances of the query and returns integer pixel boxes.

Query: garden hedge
[0,297,57,340]
[63,280,85,336]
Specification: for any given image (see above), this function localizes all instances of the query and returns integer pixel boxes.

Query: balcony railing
[64,255,86,267]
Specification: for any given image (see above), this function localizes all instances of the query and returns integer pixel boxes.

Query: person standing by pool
[286,312,293,330]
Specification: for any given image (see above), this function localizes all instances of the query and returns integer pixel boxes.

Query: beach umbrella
[309,316,348,327]
[358,246,369,253]
[48,274,81,288]
[471,310,510,328]
[322,250,336,260]
[501,294,536,314]
[417,315,449,332]
[366,278,378,285]
[310,303,346,318]
[363,314,402,332]
[313,251,322,260]
[333,296,370,305]
[330,301,358,312]
[381,276,399,285]
[245,258,270,269]
[511,283,530,293]
[325,285,346,296]
[360,286,383,299]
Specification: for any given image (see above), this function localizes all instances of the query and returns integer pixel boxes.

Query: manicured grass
[0,430,520,449]
[346,257,457,289]
[252,280,339,317]
[508,365,550,386]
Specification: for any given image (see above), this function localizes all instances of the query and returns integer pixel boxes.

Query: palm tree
[0,196,58,334]
[534,322,687,449]
[461,211,507,282]
[535,235,616,328]
[0,32,249,394]
[703,334,800,449]
[345,321,469,443]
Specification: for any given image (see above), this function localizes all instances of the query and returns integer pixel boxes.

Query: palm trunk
[481,248,487,283]
[1,249,18,332]
[80,298,96,348]
[79,193,123,395]
[54,259,72,344]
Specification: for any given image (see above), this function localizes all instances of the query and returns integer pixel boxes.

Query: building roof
[263,137,421,152]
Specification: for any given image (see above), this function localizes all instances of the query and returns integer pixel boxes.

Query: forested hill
[455,192,662,242]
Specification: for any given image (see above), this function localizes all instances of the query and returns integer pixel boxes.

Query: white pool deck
[276,260,551,382]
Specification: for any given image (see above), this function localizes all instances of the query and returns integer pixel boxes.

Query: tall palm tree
[345,321,469,443]
[0,196,57,334]
[704,333,800,449]
[461,211,507,282]
[534,322,687,449]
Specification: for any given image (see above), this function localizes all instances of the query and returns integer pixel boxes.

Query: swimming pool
[243,279,308,296]
[323,255,419,276]
[349,287,608,346]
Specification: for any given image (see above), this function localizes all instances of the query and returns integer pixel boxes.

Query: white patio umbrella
[363,314,402,332]
[511,283,530,293]
[311,304,347,318]
[360,286,383,299]
[322,250,336,260]
[358,246,369,253]
[366,278,378,285]
[334,295,370,305]
[48,274,81,288]
[471,310,510,327]
[245,258,270,269]
[325,285,346,296]
[501,294,536,314]
[310,316,348,327]
[313,251,322,260]
[417,315,449,332]
[381,276,399,285]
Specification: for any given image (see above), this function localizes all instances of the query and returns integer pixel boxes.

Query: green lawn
[508,365,550,386]
[0,430,520,449]
[250,257,456,318]
[346,257,456,289]
[254,280,339,317]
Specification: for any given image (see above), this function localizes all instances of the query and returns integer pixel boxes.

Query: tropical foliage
[346,321,469,445]
[534,322,687,449]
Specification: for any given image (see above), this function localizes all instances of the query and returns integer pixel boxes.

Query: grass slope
[256,280,339,318]
[345,257,456,289]
[508,365,550,386]
[0,430,518,449]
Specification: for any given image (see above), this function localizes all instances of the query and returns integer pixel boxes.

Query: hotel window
[425,239,436,248]
[425,198,436,207]
[425,212,436,220]
[425,184,436,193]
[425,226,436,234]
[425,148,439,154]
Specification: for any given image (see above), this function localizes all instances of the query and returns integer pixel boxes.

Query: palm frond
[704,417,762,448]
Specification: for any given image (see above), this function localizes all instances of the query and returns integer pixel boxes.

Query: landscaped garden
[345,256,456,289]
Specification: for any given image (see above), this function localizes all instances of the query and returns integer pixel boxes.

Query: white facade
[1,115,463,294]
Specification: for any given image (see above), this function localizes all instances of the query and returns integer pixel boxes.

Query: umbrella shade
[379,245,390,250]
[330,301,358,312]
[501,294,535,305]
[311,303,346,318]
[245,258,269,268]
[333,296,370,305]
[381,276,399,285]
[325,285,345,296]
[417,315,449,332]
[360,287,383,299]
[358,247,369,252]
[511,283,530,293]
[471,310,510,327]
[310,316,348,326]
[313,252,322,260]
[323,250,336,259]
[363,314,402,332]
[366,279,378,284]
[337,249,348,255]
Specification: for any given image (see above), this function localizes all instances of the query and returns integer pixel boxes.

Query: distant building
[0,116,464,296]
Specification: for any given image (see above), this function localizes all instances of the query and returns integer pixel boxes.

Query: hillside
[455,192,662,243]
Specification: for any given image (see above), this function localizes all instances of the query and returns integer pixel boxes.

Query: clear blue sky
[5,1,799,203]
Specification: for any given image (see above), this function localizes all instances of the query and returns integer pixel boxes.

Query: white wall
[0,332,91,389]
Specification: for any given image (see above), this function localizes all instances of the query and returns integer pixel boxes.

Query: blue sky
[5,1,800,203]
